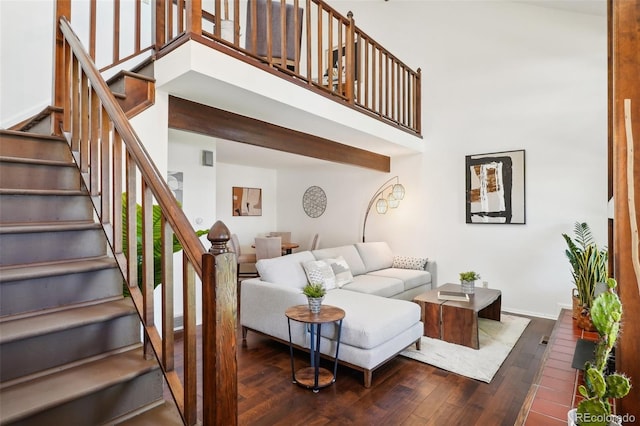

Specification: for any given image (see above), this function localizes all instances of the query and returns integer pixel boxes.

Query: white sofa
[240,241,436,387]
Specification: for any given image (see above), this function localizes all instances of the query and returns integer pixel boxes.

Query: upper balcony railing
[64,0,421,135]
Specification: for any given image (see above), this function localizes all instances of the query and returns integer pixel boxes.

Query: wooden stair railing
[56,0,421,136]
[54,13,237,426]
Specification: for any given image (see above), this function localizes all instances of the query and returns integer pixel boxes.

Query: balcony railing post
[185,0,203,36]
[214,0,221,38]
[155,0,166,50]
[203,221,238,425]
[345,11,355,103]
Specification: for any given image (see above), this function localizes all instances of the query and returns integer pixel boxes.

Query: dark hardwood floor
[170,313,555,425]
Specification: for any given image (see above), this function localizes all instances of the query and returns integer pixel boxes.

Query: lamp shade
[362,176,405,243]
[392,183,405,200]
[387,193,399,208]
[376,198,388,214]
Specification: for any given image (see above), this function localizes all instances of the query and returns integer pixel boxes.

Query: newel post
[53,0,71,136]
[202,220,238,425]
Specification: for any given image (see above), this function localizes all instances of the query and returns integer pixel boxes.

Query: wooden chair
[269,231,291,244]
[244,0,303,71]
[255,236,282,261]
[269,231,292,254]
[229,233,258,278]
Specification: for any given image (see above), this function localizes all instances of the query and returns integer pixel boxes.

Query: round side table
[285,305,345,393]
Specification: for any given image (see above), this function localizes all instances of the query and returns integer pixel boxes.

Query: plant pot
[576,311,596,332]
[461,280,475,294]
[572,288,581,320]
[307,296,324,314]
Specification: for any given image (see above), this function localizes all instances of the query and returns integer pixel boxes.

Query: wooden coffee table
[413,283,501,349]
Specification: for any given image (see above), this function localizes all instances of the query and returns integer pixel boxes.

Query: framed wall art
[232,186,262,216]
[465,150,525,224]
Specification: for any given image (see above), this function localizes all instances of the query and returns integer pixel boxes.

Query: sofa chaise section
[240,242,433,387]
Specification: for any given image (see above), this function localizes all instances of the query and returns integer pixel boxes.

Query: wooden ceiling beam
[167,96,390,172]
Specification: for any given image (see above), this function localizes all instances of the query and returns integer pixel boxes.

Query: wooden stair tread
[0,256,118,282]
[0,220,100,234]
[0,155,74,167]
[116,401,183,425]
[0,129,65,142]
[0,346,158,424]
[0,298,136,343]
[106,69,156,86]
[0,188,86,196]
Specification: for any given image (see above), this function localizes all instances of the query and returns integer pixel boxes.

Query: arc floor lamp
[362,176,405,242]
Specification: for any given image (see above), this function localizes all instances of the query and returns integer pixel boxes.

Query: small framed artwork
[465,150,525,224]
[232,187,262,216]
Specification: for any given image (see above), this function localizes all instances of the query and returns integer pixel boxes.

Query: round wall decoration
[302,186,327,218]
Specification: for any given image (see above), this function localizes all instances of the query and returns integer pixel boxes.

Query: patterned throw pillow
[303,259,337,290]
[392,256,428,270]
[325,256,354,288]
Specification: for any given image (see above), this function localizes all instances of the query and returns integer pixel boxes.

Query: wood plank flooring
[169,313,555,425]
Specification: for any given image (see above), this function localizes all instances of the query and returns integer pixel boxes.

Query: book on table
[437,290,470,302]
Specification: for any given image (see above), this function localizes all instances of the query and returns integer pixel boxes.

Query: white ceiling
[517,0,606,16]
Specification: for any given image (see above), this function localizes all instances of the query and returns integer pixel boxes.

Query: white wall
[0,0,54,127]
[277,1,608,319]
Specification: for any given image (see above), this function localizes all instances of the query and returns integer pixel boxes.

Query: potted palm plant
[122,193,208,295]
[302,282,326,313]
[562,222,608,330]
[568,278,631,426]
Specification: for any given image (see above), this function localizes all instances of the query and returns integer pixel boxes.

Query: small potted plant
[459,271,480,294]
[302,282,326,313]
[562,222,608,330]
[569,278,631,426]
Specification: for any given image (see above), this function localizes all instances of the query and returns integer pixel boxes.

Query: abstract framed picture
[232,187,262,216]
[465,150,525,224]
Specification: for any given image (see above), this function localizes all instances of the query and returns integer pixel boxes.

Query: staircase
[0,130,182,425]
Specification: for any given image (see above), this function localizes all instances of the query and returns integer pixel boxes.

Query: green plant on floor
[562,222,608,311]
[459,271,480,282]
[575,278,631,426]
[302,282,326,298]
[122,193,208,295]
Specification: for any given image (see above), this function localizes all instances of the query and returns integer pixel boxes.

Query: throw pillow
[325,256,354,288]
[302,259,337,290]
[392,255,428,271]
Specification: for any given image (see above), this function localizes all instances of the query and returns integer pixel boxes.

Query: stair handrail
[57,18,205,272]
[55,15,235,425]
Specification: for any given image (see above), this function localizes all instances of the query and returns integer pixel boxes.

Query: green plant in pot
[570,278,631,426]
[562,222,608,330]
[459,271,480,294]
[302,282,326,313]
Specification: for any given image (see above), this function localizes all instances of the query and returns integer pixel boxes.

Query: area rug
[400,314,530,383]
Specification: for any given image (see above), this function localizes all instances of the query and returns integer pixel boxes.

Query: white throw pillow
[303,259,337,290]
[392,255,428,270]
[325,256,354,287]
[255,251,316,288]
